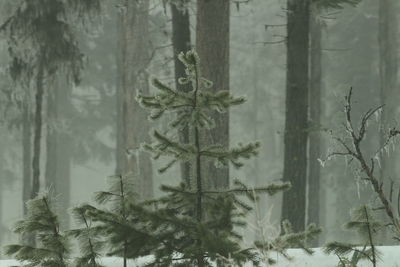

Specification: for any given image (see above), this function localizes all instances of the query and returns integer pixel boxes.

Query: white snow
[1,246,399,266]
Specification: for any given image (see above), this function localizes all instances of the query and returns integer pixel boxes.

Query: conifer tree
[4,193,70,267]
[68,206,104,267]
[134,50,319,266]
[77,175,154,267]
[324,205,381,267]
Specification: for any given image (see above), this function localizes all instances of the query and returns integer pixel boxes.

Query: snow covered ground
[1,246,399,266]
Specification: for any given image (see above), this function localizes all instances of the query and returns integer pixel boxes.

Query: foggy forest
[0,0,399,266]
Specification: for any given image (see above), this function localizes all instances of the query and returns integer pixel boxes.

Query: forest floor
[1,246,399,266]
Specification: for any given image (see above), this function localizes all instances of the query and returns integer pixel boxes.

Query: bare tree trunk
[378,0,397,183]
[307,5,322,246]
[281,0,310,233]
[45,81,71,230]
[45,85,57,193]
[171,1,191,186]
[115,7,125,176]
[22,101,32,217]
[118,0,153,200]
[196,0,230,190]
[378,0,398,245]
[31,63,44,200]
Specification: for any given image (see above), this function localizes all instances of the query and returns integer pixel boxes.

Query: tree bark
[171,2,191,186]
[45,84,57,193]
[31,63,44,200]
[22,101,32,217]
[378,0,398,245]
[45,81,71,230]
[115,6,125,176]
[196,0,230,190]
[117,0,153,200]
[378,0,397,182]
[307,6,322,246]
[281,0,310,233]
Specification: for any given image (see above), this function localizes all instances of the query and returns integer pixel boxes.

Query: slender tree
[116,0,153,200]
[0,0,101,213]
[45,81,73,230]
[171,0,192,186]
[196,0,230,190]
[281,0,311,233]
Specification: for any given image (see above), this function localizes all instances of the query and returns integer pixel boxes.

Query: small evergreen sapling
[135,50,311,266]
[5,193,70,267]
[68,205,104,267]
[324,205,381,267]
[76,175,154,267]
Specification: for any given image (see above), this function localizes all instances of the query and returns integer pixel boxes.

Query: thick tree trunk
[281,0,310,233]
[378,0,398,245]
[171,2,191,186]
[118,0,153,200]
[196,0,230,190]
[307,6,322,246]
[378,0,397,182]
[45,81,71,230]
[31,64,44,200]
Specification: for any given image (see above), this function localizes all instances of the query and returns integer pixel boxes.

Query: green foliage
[68,205,104,267]
[135,50,312,266]
[75,175,155,262]
[136,50,262,265]
[4,193,70,267]
[312,0,361,9]
[324,205,381,266]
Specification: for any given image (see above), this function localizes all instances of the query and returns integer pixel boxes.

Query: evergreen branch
[200,142,260,168]
[202,182,290,197]
[312,0,361,9]
[200,91,246,113]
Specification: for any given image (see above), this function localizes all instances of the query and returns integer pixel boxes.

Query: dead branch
[326,88,400,237]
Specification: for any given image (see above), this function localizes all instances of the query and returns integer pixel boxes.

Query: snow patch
[1,246,400,266]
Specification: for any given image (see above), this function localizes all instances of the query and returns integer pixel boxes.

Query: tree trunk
[378,0,397,183]
[22,98,33,247]
[45,84,57,193]
[45,81,71,230]
[307,6,322,246]
[22,101,32,217]
[118,0,153,200]
[31,63,44,200]
[378,0,398,245]
[281,0,310,233]
[196,0,230,190]
[171,2,191,186]
[115,7,125,176]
